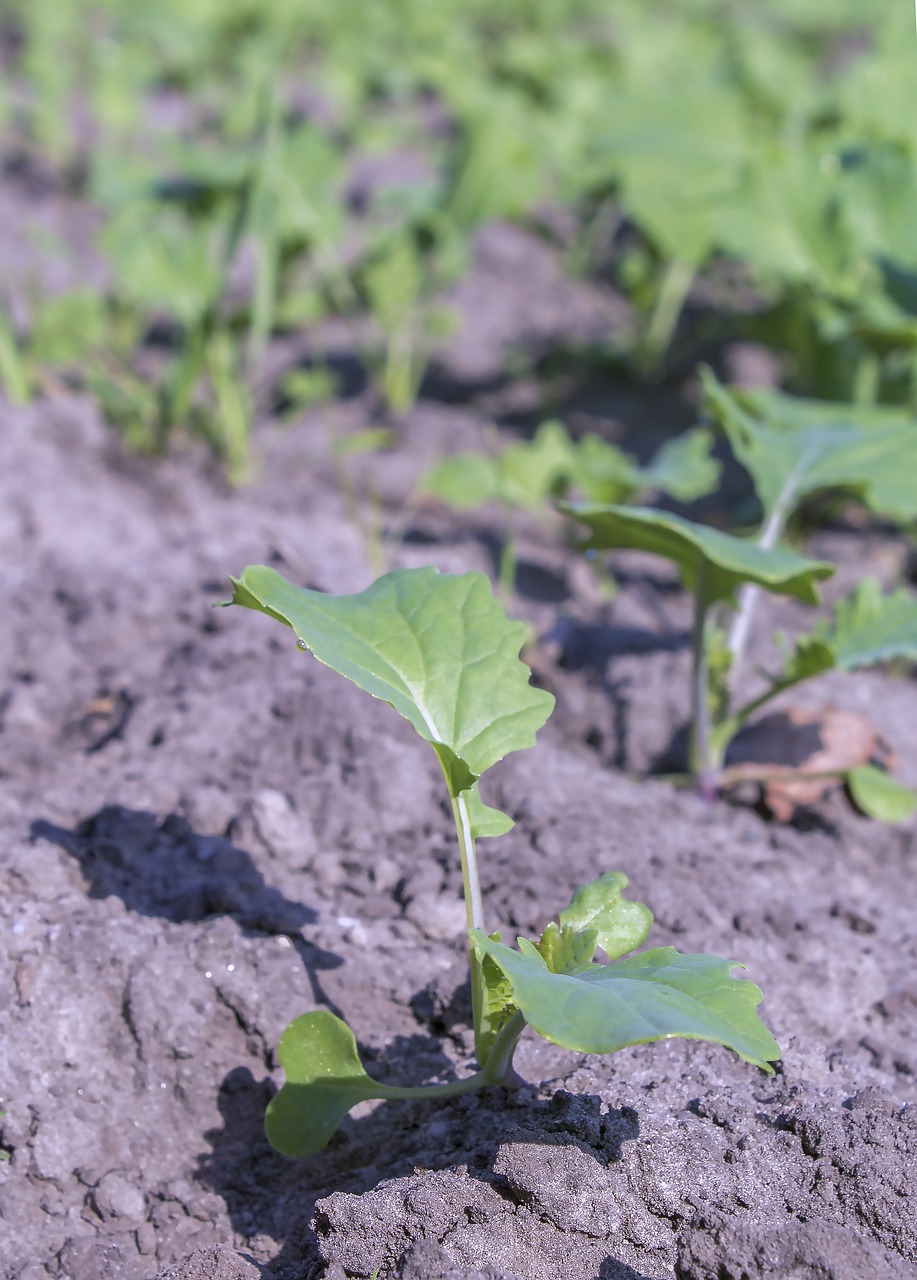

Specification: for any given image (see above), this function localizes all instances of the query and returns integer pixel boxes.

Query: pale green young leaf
[824,579,917,670]
[470,933,780,1072]
[422,452,501,509]
[421,423,572,514]
[564,504,833,607]
[636,428,721,503]
[498,421,577,510]
[477,934,519,1065]
[463,782,515,840]
[701,369,917,525]
[265,1011,389,1158]
[559,871,653,961]
[848,765,917,824]
[535,922,598,975]
[781,579,917,689]
[568,434,640,505]
[223,566,554,794]
[423,424,718,516]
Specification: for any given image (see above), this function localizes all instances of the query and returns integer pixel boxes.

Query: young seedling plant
[564,371,917,820]
[224,564,780,1157]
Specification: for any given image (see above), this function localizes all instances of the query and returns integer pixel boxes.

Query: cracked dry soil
[1,389,916,1280]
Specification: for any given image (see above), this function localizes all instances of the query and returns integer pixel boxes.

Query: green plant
[361,233,455,415]
[421,420,720,600]
[223,564,779,1157]
[566,377,917,818]
[0,290,108,406]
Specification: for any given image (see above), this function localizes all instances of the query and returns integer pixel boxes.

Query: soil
[2,218,916,1280]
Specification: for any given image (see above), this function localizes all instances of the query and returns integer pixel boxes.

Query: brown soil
[1,224,916,1280]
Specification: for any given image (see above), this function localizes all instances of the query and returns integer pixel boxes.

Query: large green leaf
[471,933,780,1072]
[224,566,554,798]
[702,369,917,525]
[265,1011,390,1158]
[564,504,833,607]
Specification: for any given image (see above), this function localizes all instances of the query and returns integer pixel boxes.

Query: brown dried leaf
[723,706,894,821]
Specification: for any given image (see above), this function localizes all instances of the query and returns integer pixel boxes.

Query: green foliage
[847,765,917,824]
[567,504,833,607]
[224,566,779,1156]
[266,1012,392,1159]
[702,370,917,525]
[557,871,654,961]
[569,390,917,819]
[423,423,719,516]
[472,934,780,1071]
[5,0,917,474]
[224,564,554,799]
[782,578,917,685]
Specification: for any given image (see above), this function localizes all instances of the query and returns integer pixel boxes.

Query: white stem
[726,501,785,690]
[726,445,814,696]
[453,792,484,932]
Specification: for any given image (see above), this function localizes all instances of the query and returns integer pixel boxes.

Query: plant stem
[480,1009,527,1085]
[450,790,488,1066]
[689,570,715,792]
[853,350,880,406]
[374,1011,527,1101]
[643,258,694,362]
[726,475,799,696]
[0,309,30,405]
[451,792,484,934]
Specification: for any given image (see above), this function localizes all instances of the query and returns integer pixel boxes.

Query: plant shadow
[30,805,343,1011]
[195,1052,642,1278]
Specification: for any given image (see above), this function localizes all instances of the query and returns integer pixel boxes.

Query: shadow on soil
[196,1062,644,1278]
[30,805,344,1010]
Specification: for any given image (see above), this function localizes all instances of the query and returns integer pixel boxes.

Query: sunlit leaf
[781,579,917,688]
[636,427,721,503]
[463,782,515,840]
[472,933,780,1072]
[223,566,554,796]
[702,369,917,525]
[265,1011,389,1158]
[422,452,500,509]
[558,871,653,961]
[564,503,833,607]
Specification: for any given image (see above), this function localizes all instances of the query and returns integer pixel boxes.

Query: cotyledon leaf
[563,503,833,607]
[848,765,917,825]
[223,566,555,810]
[471,933,781,1072]
[265,1011,392,1158]
[701,368,917,525]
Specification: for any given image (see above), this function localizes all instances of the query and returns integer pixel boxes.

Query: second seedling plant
[566,371,917,820]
